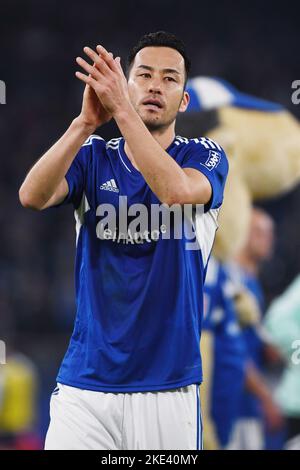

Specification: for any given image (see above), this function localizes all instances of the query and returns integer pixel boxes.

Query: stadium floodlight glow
[0,340,6,364]
[0,80,6,104]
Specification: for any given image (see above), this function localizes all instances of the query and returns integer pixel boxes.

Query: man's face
[127,46,189,131]
[248,210,275,261]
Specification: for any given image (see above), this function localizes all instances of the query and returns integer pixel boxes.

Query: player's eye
[164,76,176,82]
[139,73,151,78]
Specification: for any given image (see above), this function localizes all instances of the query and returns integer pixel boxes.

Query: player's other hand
[75,46,131,118]
[77,74,113,132]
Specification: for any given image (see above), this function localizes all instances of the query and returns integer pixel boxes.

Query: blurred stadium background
[0,0,299,449]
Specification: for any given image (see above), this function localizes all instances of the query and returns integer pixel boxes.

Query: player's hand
[234,289,261,327]
[75,45,132,118]
[77,63,113,131]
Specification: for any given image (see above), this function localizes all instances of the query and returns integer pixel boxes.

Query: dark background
[0,0,299,441]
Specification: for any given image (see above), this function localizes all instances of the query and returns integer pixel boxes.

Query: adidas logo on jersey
[100,179,119,193]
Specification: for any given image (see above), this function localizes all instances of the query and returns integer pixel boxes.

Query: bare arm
[245,361,283,430]
[115,109,212,205]
[19,118,94,210]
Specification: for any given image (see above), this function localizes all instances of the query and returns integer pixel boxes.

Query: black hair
[127,31,191,85]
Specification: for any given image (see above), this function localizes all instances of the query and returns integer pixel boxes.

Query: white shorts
[226,418,264,450]
[44,382,203,450]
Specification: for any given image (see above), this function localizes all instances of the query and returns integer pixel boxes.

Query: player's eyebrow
[137,65,181,75]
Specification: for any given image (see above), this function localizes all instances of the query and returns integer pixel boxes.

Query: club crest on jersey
[202,150,221,171]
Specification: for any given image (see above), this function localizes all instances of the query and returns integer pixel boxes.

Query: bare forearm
[19,117,94,209]
[245,361,283,429]
[115,106,190,205]
[245,362,271,403]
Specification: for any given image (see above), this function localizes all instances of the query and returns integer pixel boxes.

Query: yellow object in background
[0,353,37,434]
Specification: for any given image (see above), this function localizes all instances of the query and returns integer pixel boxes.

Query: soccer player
[227,208,283,449]
[19,31,228,450]
[264,275,300,450]
[201,256,247,449]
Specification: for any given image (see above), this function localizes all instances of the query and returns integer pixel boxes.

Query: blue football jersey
[238,269,265,418]
[56,134,228,392]
[203,257,247,447]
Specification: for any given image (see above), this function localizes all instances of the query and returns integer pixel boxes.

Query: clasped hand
[76,45,131,117]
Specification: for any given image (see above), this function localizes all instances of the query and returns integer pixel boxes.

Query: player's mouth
[142,98,164,111]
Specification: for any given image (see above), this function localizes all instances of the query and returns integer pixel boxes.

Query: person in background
[201,256,248,449]
[227,207,283,450]
[264,275,300,450]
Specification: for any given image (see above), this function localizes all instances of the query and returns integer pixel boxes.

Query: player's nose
[147,78,163,94]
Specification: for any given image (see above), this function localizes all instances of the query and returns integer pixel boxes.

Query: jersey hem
[56,375,203,393]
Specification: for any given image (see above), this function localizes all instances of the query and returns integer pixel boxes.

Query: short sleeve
[58,139,94,209]
[181,137,229,210]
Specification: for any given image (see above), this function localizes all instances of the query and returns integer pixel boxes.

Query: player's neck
[124,125,176,172]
